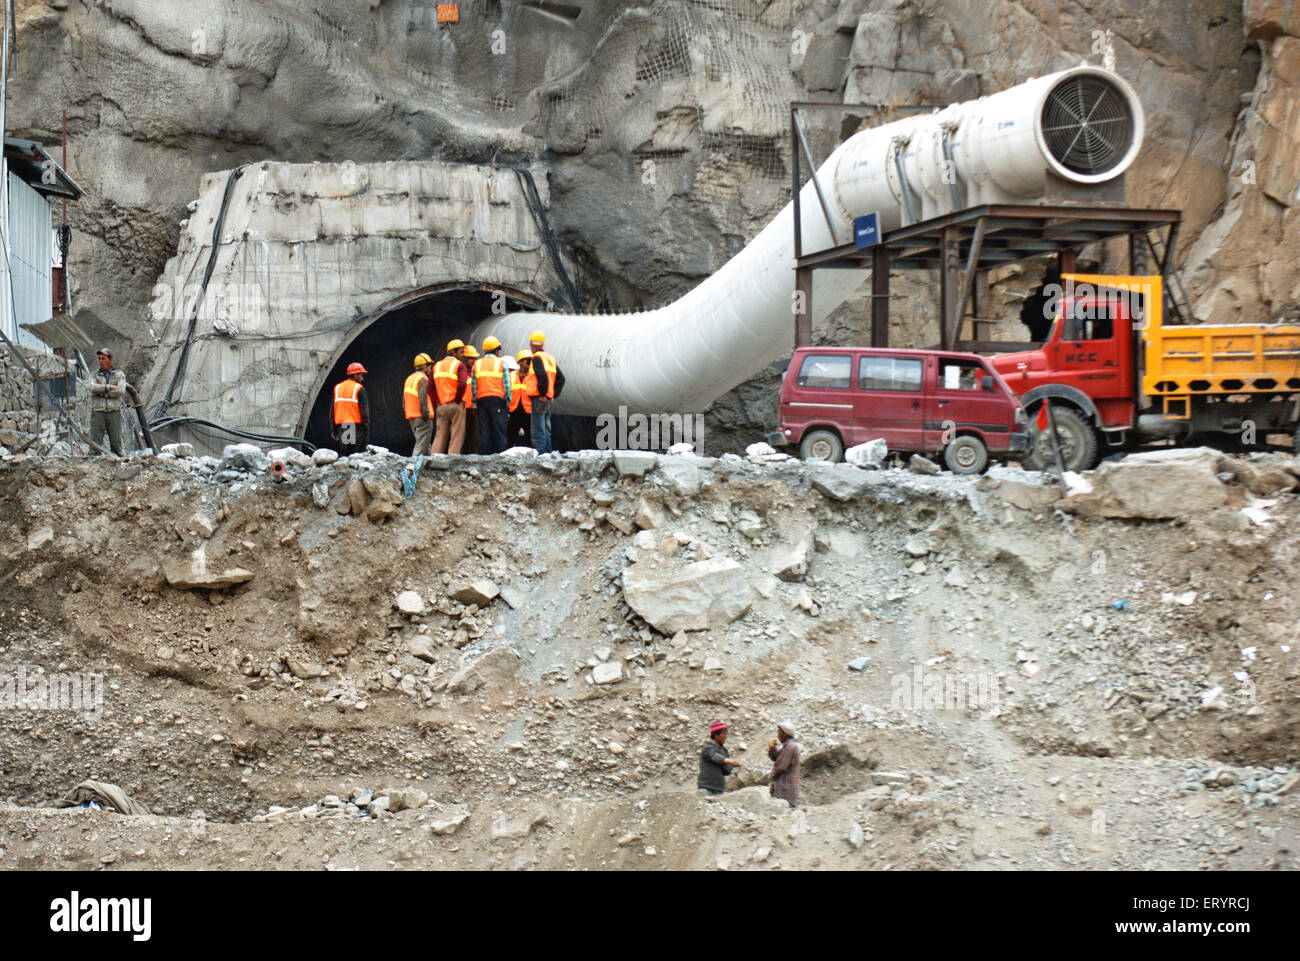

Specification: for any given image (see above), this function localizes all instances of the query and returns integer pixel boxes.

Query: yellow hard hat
[463,345,479,358]
[447,339,465,352]
[516,350,531,363]
[482,335,501,352]
[529,329,546,344]
[413,352,432,368]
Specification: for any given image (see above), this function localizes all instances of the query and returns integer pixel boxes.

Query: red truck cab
[770,346,1029,473]
[992,283,1139,431]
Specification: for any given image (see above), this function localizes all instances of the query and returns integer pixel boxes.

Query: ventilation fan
[1041,74,1136,176]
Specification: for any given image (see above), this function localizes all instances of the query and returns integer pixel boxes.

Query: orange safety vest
[523,350,558,399]
[403,371,429,419]
[432,356,463,406]
[509,371,530,413]
[473,355,506,400]
[333,379,362,425]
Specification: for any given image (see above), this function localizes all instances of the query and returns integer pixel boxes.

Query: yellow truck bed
[1065,274,1300,403]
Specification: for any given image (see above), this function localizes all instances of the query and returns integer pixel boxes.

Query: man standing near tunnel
[332,362,369,456]
[523,330,563,454]
[472,336,511,454]
[431,340,469,455]
[403,353,435,456]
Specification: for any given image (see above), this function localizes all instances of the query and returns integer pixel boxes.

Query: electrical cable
[149,162,251,421]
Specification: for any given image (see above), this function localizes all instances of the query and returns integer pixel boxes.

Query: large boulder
[1062,448,1233,520]
[622,555,753,633]
[810,464,871,502]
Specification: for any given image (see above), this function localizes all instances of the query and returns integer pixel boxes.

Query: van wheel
[1023,407,1098,472]
[944,435,989,474]
[800,429,844,463]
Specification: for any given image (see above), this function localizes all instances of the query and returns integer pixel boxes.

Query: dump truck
[991,273,1300,471]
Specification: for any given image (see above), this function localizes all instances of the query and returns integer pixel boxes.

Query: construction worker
[698,720,742,797]
[83,347,127,455]
[332,362,369,456]
[431,339,469,455]
[403,353,435,456]
[472,336,512,454]
[507,349,532,448]
[461,344,480,454]
[522,330,564,454]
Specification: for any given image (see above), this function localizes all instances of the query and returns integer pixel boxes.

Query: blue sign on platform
[854,212,881,249]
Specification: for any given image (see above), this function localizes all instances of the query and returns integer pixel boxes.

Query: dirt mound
[0,448,1297,869]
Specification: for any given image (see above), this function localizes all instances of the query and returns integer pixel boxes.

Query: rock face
[12,1,1294,451]
[622,556,754,634]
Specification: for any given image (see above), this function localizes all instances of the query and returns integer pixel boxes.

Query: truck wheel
[944,435,989,474]
[800,429,844,463]
[1023,407,1098,472]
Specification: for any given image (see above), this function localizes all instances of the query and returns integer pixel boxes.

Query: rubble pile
[0,443,1297,870]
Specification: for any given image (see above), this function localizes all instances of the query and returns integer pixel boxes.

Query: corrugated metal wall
[0,166,53,350]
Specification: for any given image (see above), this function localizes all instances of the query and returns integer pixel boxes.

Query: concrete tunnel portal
[301,283,545,454]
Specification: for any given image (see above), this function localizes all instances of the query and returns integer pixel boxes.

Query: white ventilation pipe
[472,66,1143,417]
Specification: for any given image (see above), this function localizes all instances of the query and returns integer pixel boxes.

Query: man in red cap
[697,720,741,796]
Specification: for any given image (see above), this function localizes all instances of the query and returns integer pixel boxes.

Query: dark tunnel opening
[304,287,595,454]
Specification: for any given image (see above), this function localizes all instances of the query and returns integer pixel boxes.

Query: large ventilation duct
[473,67,1144,417]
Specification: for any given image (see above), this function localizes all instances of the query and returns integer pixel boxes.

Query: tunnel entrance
[303,285,545,454]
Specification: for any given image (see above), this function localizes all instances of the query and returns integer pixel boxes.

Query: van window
[939,359,985,391]
[858,355,923,391]
[796,354,852,389]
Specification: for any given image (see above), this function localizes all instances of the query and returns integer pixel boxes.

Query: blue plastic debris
[1111,599,1128,611]
[400,454,426,499]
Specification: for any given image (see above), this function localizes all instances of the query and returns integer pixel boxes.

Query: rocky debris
[847,656,871,672]
[446,647,520,696]
[162,552,254,591]
[396,590,427,615]
[427,802,470,835]
[406,636,438,663]
[745,441,793,464]
[976,468,1062,510]
[312,449,339,466]
[736,510,763,539]
[267,447,315,470]
[771,533,812,582]
[845,438,887,469]
[159,443,194,458]
[622,554,753,633]
[613,450,658,477]
[498,584,526,610]
[286,659,328,679]
[634,496,667,530]
[26,527,54,550]
[810,464,871,502]
[592,661,623,685]
[220,444,271,473]
[908,454,941,476]
[451,580,499,606]
[656,459,702,497]
[1063,448,1233,520]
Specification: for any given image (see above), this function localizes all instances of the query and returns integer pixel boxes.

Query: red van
[769,347,1029,474]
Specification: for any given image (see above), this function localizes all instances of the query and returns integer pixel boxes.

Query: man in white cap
[767,721,800,808]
